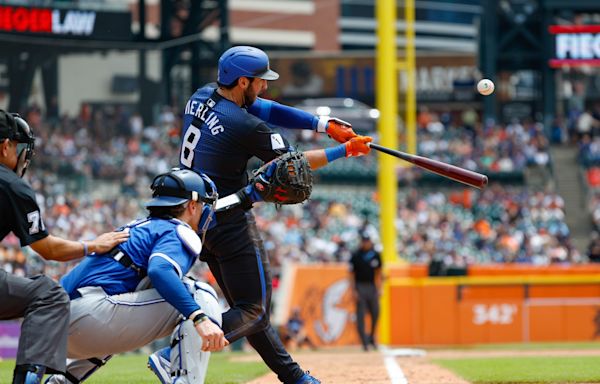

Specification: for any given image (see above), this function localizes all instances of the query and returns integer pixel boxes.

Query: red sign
[549,25,600,68]
[0,6,96,36]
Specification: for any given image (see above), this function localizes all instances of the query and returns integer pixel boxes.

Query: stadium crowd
[0,104,586,280]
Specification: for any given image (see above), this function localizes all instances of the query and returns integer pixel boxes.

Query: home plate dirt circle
[236,347,467,384]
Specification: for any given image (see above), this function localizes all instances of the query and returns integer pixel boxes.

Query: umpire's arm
[30,232,129,262]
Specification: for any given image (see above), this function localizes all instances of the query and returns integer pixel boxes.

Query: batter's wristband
[316,116,328,133]
[325,145,346,162]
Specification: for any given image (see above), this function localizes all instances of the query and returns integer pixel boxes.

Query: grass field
[435,356,600,383]
[0,352,268,384]
[3,342,600,383]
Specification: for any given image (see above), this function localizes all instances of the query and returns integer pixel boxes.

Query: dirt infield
[239,347,600,383]
[238,347,467,384]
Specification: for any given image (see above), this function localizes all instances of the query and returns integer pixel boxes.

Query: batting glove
[344,135,373,157]
[236,161,277,207]
[316,117,358,143]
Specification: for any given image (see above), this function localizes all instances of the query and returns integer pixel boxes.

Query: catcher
[159,45,373,384]
[46,169,227,384]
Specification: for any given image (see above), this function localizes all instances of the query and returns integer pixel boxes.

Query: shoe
[148,347,172,384]
[369,335,378,350]
[294,371,321,384]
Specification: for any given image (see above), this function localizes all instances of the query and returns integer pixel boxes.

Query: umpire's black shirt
[0,164,48,245]
[350,248,382,284]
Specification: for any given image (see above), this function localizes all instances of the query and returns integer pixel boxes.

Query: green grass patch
[0,352,268,384]
[417,341,600,352]
[434,356,600,383]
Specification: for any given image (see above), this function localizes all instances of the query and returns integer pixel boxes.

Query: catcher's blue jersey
[180,84,295,196]
[61,218,197,299]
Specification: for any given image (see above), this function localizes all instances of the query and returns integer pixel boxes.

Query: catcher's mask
[146,169,218,240]
[0,110,35,178]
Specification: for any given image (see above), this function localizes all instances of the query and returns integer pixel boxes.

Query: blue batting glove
[241,161,278,204]
[244,183,263,203]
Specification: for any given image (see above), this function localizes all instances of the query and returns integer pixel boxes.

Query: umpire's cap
[0,110,33,144]
[217,46,279,86]
[146,168,217,208]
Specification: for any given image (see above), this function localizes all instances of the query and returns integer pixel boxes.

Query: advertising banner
[283,264,362,347]
[0,5,132,41]
[0,321,20,359]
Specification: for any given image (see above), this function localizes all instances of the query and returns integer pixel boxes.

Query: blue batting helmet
[146,169,218,233]
[217,46,279,86]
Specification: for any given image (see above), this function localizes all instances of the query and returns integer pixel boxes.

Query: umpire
[0,110,128,384]
[179,46,373,384]
[350,233,382,351]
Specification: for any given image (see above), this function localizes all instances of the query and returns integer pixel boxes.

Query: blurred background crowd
[0,100,593,282]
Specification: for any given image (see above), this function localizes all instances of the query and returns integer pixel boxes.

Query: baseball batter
[45,169,227,384]
[167,45,373,384]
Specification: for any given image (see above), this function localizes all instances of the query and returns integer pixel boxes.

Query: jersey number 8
[180,125,201,168]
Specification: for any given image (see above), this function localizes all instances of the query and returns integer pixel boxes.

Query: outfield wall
[281,263,600,347]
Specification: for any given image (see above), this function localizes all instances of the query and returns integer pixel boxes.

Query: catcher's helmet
[0,109,35,177]
[146,169,218,234]
[217,46,279,86]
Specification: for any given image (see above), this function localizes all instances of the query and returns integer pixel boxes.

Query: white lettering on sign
[399,66,479,92]
[472,304,518,325]
[52,10,96,35]
[556,33,600,60]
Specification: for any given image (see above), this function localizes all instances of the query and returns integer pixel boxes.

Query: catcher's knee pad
[184,279,222,327]
[169,320,211,384]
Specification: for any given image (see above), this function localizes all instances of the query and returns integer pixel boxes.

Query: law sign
[0,5,132,41]
[549,25,600,67]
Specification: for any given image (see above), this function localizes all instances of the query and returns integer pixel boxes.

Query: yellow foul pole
[405,0,417,155]
[376,0,398,345]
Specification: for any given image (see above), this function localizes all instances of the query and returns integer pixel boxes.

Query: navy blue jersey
[61,218,197,298]
[180,84,293,196]
[0,164,48,245]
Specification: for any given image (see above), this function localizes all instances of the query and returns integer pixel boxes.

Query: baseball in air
[477,79,495,96]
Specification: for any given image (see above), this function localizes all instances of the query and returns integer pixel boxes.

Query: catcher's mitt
[251,151,313,205]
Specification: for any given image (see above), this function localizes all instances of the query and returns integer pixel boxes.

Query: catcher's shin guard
[167,279,222,384]
[184,279,222,327]
[169,320,210,384]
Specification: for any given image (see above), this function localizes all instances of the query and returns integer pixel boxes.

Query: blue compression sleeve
[148,257,200,318]
[248,98,319,130]
[325,145,347,162]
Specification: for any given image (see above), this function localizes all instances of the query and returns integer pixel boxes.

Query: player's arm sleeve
[248,98,319,130]
[148,255,200,318]
[244,122,293,162]
[148,232,201,317]
[5,183,48,246]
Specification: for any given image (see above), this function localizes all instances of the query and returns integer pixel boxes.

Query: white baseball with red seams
[477,79,495,96]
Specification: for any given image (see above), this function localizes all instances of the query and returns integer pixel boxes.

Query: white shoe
[148,347,172,384]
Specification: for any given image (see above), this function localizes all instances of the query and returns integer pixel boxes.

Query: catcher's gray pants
[0,269,70,373]
[47,286,181,383]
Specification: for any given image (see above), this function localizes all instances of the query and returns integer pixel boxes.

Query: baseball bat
[368,143,488,189]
